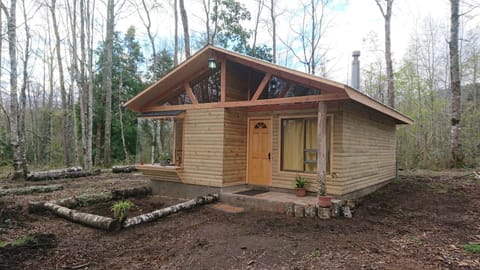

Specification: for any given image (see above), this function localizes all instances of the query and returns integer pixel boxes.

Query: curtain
[282,119,304,171]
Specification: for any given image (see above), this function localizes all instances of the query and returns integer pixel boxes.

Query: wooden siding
[247,105,343,195]
[223,108,248,184]
[335,101,397,195]
[176,108,225,187]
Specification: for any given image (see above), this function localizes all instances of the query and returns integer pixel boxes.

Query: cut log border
[30,192,217,231]
[27,188,219,231]
[123,194,218,228]
[0,184,63,196]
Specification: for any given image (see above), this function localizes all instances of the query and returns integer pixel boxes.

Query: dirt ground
[0,171,479,269]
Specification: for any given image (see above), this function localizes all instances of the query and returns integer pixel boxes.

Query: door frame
[246,116,273,186]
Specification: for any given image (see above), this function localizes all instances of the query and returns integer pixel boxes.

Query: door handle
[268,152,271,160]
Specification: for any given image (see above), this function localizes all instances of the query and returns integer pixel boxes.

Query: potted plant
[317,172,332,208]
[295,175,308,197]
[159,153,170,166]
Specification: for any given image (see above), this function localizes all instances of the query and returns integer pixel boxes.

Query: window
[280,116,332,174]
[136,117,184,167]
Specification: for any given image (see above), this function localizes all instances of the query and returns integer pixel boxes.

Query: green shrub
[464,244,480,254]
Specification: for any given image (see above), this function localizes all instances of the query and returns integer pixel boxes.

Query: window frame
[278,114,333,175]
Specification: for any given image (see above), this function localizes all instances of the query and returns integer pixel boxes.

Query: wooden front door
[247,119,272,186]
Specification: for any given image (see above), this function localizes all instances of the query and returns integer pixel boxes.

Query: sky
[117,0,468,84]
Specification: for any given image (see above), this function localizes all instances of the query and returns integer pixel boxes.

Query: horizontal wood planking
[177,108,225,187]
[223,108,247,184]
[335,101,397,195]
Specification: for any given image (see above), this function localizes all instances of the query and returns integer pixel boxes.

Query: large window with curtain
[280,116,332,174]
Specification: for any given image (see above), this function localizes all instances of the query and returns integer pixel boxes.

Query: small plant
[111,200,135,223]
[464,244,480,254]
[295,175,308,188]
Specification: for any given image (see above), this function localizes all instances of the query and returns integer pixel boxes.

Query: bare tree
[179,0,190,57]
[282,0,330,75]
[374,0,395,108]
[449,0,463,166]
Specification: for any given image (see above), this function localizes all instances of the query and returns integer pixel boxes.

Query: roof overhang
[124,45,413,125]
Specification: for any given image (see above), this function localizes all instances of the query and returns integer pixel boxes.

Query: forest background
[0,0,479,179]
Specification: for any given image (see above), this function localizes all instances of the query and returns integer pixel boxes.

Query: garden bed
[78,195,183,218]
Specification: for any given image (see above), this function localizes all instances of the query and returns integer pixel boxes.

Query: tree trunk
[103,0,114,167]
[384,1,394,108]
[42,202,120,231]
[251,0,263,53]
[94,121,102,166]
[3,0,24,180]
[87,0,95,171]
[19,0,29,177]
[316,102,327,196]
[270,0,276,63]
[374,0,395,108]
[449,0,463,166]
[51,0,72,166]
[179,0,190,58]
[123,194,218,228]
[174,0,179,65]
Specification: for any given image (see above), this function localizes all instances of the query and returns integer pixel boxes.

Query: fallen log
[112,165,137,173]
[0,184,63,196]
[27,169,100,182]
[111,186,151,200]
[123,194,218,228]
[42,202,120,231]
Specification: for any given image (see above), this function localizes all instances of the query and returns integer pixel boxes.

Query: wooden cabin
[124,45,412,199]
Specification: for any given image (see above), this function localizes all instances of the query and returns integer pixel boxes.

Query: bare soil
[1,171,479,269]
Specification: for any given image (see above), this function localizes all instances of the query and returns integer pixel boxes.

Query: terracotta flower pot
[318,195,332,208]
[295,188,307,197]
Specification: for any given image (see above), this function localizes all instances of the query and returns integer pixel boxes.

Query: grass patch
[464,244,480,254]
[0,234,36,248]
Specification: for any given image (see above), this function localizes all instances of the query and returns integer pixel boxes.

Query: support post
[221,60,226,103]
[317,102,327,197]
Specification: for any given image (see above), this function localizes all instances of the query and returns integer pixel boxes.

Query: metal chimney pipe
[351,51,361,90]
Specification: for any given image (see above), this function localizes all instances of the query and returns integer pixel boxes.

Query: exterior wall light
[208,57,217,70]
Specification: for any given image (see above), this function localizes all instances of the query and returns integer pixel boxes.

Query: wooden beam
[184,83,198,104]
[247,103,317,112]
[250,73,272,102]
[141,93,347,112]
[221,60,227,103]
[278,82,291,98]
[317,102,327,197]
